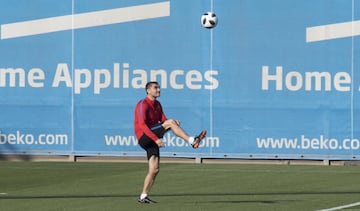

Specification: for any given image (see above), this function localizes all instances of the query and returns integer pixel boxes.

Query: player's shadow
[199,200,295,204]
[1,191,359,200]
[158,191,360,197]
[0,140,32,161]
[0,194,134,200]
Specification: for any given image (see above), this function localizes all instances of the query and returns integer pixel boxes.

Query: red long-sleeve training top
[134,96,167,142]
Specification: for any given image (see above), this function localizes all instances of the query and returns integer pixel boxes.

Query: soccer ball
[201,12,218,29]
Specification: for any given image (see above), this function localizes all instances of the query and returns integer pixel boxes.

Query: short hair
[145,81,159,93]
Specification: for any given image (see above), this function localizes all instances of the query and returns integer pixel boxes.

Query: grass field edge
[2,155,360,166]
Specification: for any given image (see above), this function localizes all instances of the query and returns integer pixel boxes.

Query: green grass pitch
[1,161,360,211]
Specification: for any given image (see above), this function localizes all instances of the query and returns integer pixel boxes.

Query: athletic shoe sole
[138,197,157,204]
[192,130,207,149]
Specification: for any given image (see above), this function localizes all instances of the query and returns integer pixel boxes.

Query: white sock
[188,137,195,145]
[140,193,147,199]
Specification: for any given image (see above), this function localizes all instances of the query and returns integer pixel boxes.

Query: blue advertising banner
[0,0,359,160]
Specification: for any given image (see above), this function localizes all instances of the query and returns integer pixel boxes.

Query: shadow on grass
[0,144,32,161]
[0,134,32,161]
[0,191,359,200]
[199,200,281,204]
[0,154,32,161]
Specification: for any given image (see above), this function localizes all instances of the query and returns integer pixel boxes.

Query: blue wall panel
[0,0,359,160]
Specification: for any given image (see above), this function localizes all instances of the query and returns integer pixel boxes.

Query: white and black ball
[201,12,218,29]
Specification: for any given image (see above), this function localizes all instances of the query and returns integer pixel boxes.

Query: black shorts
[138,123,168,160]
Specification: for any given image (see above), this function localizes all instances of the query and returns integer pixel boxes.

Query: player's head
[145,81,161,98]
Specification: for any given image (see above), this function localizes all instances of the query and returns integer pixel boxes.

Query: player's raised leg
[161,119,206,148]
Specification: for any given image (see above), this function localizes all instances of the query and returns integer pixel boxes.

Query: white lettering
[52,63,72,87]
[74,69,91,94]
[1,62,220,94]
[262,66,352,92]
[204,70,219,90]
[0,68,26,87]
[170,70,184,89]
[132,69,147,88]
[262,66,283,90]
[334,72,351,91]
[286,71,302,91]
[94,69,111,94]
[28,68,45,88]
[186,70,202,89]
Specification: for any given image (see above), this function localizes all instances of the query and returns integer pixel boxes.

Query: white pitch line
[317,201,360,211]
[306,20,360,42]
[1,1,170,40]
